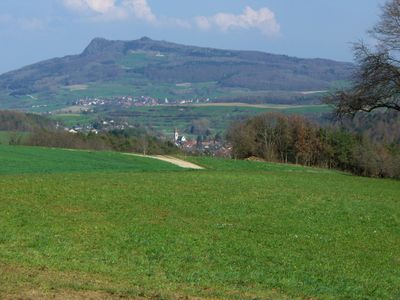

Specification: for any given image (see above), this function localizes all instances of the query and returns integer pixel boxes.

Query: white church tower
[174,128,179,142]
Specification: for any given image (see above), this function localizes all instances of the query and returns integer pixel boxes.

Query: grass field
[0,145,182,175]
[0,146,399,299]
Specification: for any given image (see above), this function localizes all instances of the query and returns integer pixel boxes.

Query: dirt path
[124,154,204,169]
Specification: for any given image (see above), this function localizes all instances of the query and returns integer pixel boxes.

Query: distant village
[62,120,231,157]
[58,94,230,156]
[172,128,232,157]
[71,94,211,108]
[61,118,129,135]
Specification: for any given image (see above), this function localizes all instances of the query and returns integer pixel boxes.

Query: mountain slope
[0,37,353,107]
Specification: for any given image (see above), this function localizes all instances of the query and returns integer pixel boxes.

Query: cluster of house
[71,95,212,108]
[62,119,132,134]
[72,96,158,108]
[31,104,48,109]
[61,120,232,157]
[173,128,232,157]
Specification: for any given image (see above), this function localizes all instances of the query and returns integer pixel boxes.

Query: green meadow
[0,145,399,299]
[0,145,181,174]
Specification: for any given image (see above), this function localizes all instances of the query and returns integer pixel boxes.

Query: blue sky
[0,0,385,74]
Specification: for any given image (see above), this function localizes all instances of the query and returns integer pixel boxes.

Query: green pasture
[183,155,337,173]
[0,145,181,175]
[50,114,99,127]
[56,81,222,101]
[0,145,398,299]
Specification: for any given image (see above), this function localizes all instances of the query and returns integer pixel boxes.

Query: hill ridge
[0,37,354,108]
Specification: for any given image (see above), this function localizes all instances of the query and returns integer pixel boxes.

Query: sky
[0,0,386,74]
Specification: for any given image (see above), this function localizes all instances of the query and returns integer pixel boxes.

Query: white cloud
[63,0,156,23]
[196,6,280,37]
[62,2,279,35]
[123,0,156,23]
[63,0,115,13]
[88,0,115,13]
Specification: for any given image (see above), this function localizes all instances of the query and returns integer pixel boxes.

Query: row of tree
[227,112,400,178]
[0,110,55,132]
[0,110,179,155]
[325,110,400,145]
[21,128,178,155]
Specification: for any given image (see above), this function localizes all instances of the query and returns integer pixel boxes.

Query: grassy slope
[0,145,181,174]
[0,146,399,299]
[183,156,337,173]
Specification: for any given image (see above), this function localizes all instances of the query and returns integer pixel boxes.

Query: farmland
[51,103,331,137]
[0,145,399,299]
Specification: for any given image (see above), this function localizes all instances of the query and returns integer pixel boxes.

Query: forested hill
[0,37,353,99]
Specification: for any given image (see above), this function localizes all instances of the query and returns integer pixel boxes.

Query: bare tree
[326,0,400,116]
[138,135,149,155]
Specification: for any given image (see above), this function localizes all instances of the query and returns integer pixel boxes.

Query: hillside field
[0,145,181,174]
[51,103,331,137]
[0,146,399,299]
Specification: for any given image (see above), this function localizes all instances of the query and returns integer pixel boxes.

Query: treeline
[333,111,400,145]
[24,128,178,155]
[0,110,177,155]
[0,110,55,131]
[227,112,400,178]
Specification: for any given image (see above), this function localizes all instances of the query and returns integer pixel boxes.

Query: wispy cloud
[195,6,280,37]
[63,0,156,23]
[0,14,44,30]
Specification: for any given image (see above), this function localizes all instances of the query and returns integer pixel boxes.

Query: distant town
[69,94,211,109]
